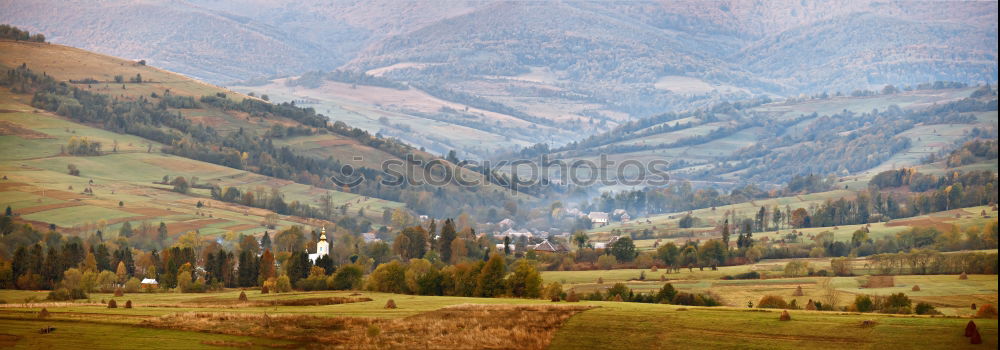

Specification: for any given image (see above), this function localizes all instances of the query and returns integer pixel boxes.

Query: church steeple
[319,226,327,241]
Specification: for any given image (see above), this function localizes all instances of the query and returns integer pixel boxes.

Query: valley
[0,2,997,348]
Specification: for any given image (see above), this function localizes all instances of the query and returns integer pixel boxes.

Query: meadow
[0,286,995,349]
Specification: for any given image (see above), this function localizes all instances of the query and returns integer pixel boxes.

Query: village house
[140,278,158,290]
[588,211,609,226]
[532,239,568,253]
[593,235,620,250]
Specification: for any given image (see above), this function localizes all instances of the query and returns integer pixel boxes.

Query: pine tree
[157,222,168,243]
[439,219,457,263]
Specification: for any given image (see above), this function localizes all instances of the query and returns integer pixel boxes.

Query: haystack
[261,285,269,294]
[125,300,133,309]
[566,291,580,302]
[38,308,50,318]
[971,329,982,344]
[860,320,877,328]
[779,310,791,321]
[107,299,117,308]
[965,320,977,337]
[911,285,921,291]
[597,277,604,284]
[805,299,816,311]
[384,299,397,309]
[793,286,804,296]
[239,290,248,302]
[959,272,968,280]
[114,287,124,297]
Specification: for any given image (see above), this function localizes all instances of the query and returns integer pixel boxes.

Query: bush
[330,264,364,290]
[672,292,720,306]
[914,302,938,315]
[543,282,563,302]
[606,283,630,301]
[295,275,329,291]
[597,255,617,270]
[46,288,87,301]
[882,293,912,314]
[275,275,292,293]
[853,295,874,312]
[124,277,141,293]
[726,271,760,280]
[656,283,677,304]
[758,295,789,309]
[976,304,998,319]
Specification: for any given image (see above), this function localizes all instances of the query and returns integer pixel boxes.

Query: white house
[496,243,515,253]
[593,235,620,250]
[588,211,609,226]
[308,227,330,263]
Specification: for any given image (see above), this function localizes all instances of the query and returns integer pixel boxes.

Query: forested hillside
[0,40,531,221]
[4,0,996,159]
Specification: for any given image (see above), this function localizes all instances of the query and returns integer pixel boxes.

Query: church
[308,227,329,263]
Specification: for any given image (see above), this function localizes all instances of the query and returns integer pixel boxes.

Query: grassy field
[550,302,996,350]
[0,88,391,239]
[0,287,995,349]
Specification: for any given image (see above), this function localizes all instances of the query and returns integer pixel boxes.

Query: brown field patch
[861,275,895,288]
[142,296,373,309]
[0,182,31,191]
[312,138,357,147]
[0,333,22,347]
[166,218,229,233]
[0,120,51,139]
[142,304,592,349]
[885,217,955,232]
[31,189,84,201]
[911,294,999,308]
[16,201,84,214]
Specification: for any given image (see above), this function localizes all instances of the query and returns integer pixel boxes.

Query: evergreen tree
[438,219,457,263]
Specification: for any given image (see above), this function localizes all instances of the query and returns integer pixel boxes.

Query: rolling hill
[547,85,997,188]
[3,0,996,159]
[0,39,531,239]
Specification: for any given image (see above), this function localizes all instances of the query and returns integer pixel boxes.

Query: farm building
[532,239,567,253]
[588,212,609,226]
